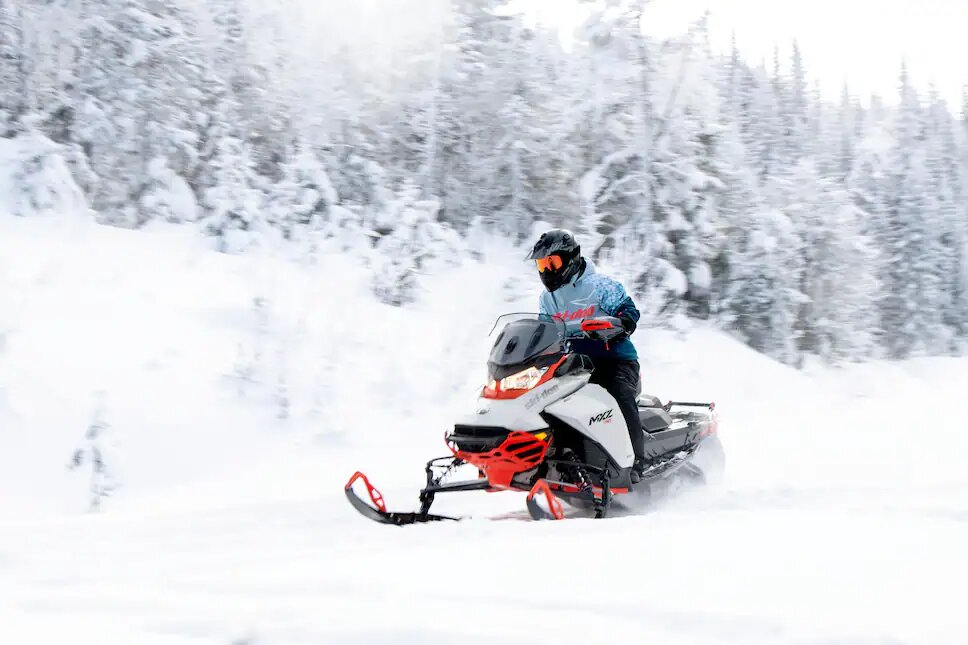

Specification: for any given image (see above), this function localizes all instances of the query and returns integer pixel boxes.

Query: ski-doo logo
[553,306,596,322]
[589,409,613,425]
[525,383,560,410]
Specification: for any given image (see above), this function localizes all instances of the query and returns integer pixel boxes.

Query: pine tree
[720,32,741,121]
[0,0,28,136]
[740,63,783,182]
[73,0,206,226]
[266,142,337,240]
[877,64,948,357]
[573,0,658,309]
[789,162,878,361]
[925,89,965,344]
[724,208,804,365]
[68,394,120,512]
[833,84,857,179]
[784,41,809,164]
[431,0,517,230]
[200,134,265,252]
[371,181,464,306]
[705,126,761,321]
[958,87,968,340]
[576,0,653,228]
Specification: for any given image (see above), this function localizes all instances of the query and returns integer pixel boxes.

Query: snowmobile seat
[638,407,673,433]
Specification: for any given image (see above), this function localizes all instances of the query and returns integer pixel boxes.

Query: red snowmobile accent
[579,318,614,332]
[345,471,386,513]
[549,482,629,498]
[527,480,565,520]
[447,430,550,489]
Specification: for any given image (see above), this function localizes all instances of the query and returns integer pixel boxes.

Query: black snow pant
[589,359,644,462]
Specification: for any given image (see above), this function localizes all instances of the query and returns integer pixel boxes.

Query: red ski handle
[527,480,565,520]
[345,471,387,513]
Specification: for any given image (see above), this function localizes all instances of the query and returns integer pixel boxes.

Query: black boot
[630,457,648,485]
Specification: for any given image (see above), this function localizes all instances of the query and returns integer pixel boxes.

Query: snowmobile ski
[345,472,458,525]
[525,480,566,520]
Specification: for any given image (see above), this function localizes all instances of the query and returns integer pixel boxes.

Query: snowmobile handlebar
[563,316,626,342]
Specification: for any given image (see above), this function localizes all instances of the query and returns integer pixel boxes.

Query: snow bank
[0,132,90,218]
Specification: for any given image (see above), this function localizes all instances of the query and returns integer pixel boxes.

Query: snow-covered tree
[8,130,89,217]
[491,25,568,244]
[0,0,28,135]
[141,157,199,223]
[430,0,517,229]
[924,89,966,342]
[73,0,206,226]
[830,84,858,179]
[574,0,654,255]
[266,143,337,240]
[371,181,464,306]
[68,394,120,512]
[788,162,878,361]
[724,208,805,365]
[200,134,265,252]
[875,64,949,357]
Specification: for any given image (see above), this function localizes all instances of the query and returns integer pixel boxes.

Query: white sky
[525,0,968,109]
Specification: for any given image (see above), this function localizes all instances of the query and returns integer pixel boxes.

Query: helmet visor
[535,255,564,273]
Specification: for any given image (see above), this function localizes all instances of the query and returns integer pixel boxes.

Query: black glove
[618,314,637,338]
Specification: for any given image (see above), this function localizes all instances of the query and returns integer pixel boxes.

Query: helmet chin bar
[540,267,566,292]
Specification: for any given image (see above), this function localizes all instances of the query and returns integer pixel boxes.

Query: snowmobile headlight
[482,357,566,401]
[482,366,550,400]
[500,366,547,391]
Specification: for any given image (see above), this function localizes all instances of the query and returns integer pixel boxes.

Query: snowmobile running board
[666,401,715,410]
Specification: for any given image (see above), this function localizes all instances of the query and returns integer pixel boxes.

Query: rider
[527,229,648,483]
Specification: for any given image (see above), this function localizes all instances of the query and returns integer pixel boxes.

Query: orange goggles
[535,255,564,273]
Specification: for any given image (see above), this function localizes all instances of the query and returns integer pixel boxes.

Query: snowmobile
[346,313,724,524]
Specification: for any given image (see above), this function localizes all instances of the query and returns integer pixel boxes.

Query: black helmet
[527,229,582,293]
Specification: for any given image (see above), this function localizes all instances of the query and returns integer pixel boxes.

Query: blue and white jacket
[538,259,640,361]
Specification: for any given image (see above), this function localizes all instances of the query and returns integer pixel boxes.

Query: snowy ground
[2,214,967,644]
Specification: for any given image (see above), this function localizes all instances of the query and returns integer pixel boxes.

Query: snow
[2,214,967,644]
[0,133,90,219]
[143,158,199,223]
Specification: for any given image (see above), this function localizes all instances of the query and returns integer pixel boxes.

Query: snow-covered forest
[2,0,967,365]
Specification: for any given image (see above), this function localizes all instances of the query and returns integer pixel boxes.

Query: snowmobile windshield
[487,314,564,368]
